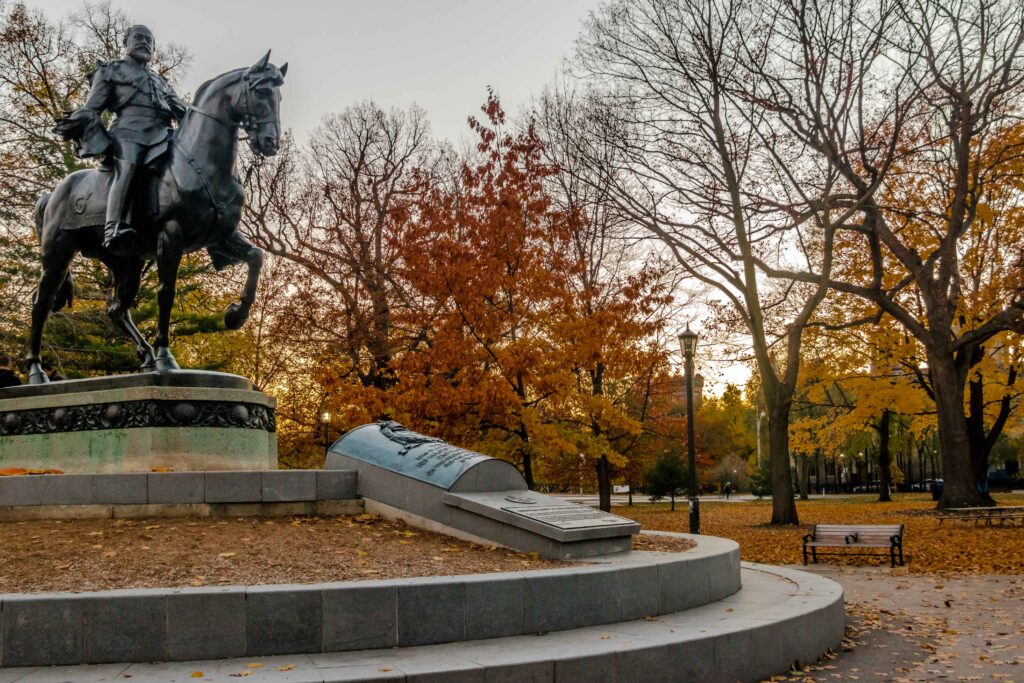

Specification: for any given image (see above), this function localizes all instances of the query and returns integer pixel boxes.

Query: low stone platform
[0,371,276,473]
[0,470,357,521]
[0,563,844,682]
[0,535,739,667]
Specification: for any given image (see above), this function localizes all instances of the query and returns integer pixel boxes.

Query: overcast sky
[29,0,602,144]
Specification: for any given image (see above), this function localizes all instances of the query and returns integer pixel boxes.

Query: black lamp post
[321,411,331,460]
[678,325,700,534]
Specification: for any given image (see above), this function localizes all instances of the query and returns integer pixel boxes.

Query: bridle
[187,71,278,143]
[236,71,280,140]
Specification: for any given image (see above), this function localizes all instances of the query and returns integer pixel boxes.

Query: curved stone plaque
[326,422,637,559]
[330,422,523,491]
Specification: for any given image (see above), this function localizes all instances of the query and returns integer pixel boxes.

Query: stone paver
[788,565,1023,682]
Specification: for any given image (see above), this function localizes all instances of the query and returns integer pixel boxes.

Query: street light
[321,411,331,462]
[678,325,700,534]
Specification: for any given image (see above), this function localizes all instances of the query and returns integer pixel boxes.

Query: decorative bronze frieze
[0,400,275,437]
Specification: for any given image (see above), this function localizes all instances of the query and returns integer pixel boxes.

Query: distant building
[664,374,704,412]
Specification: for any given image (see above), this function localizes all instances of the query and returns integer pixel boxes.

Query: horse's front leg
[154,225,184,373]
[217,231,264,331]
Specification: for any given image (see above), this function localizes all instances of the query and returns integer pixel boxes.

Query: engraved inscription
[411,443,479,477]
[501,503,631,530]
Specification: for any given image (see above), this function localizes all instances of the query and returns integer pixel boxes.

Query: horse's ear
[249,50,271,74]
[279,62,288,78]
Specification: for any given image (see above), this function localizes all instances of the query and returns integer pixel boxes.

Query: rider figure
[53,25,187,251]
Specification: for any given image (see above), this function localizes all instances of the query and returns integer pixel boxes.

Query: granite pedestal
[0,371,276,473]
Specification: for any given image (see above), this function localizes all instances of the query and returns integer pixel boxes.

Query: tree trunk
[798,455,810,501]
[521,451,535,490]
[929,353,990,508]
[965,369,1012,506]
[595,455,612,512]
[877,410,893,502]
[768,409,799,524]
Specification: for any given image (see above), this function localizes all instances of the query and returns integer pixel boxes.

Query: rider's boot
[103,160,138,253]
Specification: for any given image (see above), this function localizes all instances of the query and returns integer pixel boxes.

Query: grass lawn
[614,493,1024,575]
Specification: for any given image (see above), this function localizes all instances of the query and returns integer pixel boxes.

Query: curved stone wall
[0,535,739,667]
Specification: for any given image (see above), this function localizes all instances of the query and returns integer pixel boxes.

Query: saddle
[61,152,168,232]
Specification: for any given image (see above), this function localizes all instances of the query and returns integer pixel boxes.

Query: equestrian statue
[27,24,286,384]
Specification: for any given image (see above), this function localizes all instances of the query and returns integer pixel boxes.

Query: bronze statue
[54,25,189,251]
[27,36,287,384]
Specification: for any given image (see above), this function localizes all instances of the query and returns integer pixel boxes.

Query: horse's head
[237,50,287,157]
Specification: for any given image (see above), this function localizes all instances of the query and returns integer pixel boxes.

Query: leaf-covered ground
[0,514,570,593]
[615,493,1024,575]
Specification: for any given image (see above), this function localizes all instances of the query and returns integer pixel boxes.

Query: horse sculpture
[26,51,286,384]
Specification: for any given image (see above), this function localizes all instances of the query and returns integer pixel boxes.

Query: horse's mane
[193,68,245,105]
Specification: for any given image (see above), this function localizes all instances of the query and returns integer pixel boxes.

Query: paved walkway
[789,566,1023,682]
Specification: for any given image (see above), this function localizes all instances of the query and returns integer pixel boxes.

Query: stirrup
[103,221,137,249]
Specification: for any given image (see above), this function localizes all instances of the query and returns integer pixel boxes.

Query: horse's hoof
[153,348,181,373]
[224,302,249,330]
[27,365,50,385]
[139,358,157,373]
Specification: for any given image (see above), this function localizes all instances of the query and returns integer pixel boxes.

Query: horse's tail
[34,193,49,239]
[34,192,74,312]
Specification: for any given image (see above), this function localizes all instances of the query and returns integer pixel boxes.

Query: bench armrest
[802,533,814,543]
[844,533,858,544]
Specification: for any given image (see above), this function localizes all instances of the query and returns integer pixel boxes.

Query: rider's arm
[161,74,189,121]
[52,63,113,139]
[78,63,115,115]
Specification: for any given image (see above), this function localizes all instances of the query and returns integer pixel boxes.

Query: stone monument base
[326,422,639,559]
[0,371,276,473]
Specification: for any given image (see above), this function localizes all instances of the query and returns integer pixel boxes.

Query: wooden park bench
[802,524,905,567]
[937,506,1024,527]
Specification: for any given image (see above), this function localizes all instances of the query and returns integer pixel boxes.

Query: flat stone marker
[327,421,638,558]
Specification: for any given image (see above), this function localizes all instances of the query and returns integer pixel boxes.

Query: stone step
[0,564,843,682]
[0,537,739,667]
[0,470,359,521]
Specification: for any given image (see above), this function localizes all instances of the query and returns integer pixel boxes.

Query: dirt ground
[0,513,693,593]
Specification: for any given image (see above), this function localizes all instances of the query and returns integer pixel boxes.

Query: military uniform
[56,58,187,246]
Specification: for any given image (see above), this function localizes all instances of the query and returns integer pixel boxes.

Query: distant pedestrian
[724,481,732,499]
[0,355,21,388]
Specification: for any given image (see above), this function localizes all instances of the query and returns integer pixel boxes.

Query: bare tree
[747,0,1024,507]
[573,0,852,524]
[243,103,439,404]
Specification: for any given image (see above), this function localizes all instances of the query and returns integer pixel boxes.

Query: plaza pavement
[791,565,1023,682]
